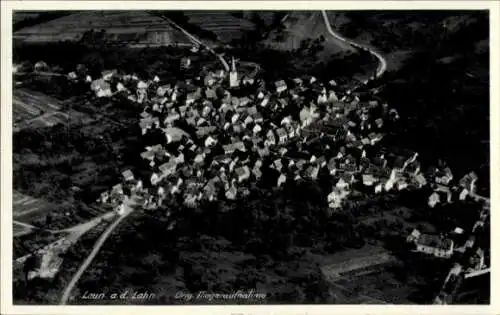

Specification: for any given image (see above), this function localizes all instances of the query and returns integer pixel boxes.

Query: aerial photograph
[10,9,490,305]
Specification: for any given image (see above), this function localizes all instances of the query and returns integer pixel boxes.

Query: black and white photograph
[1,1,498,312]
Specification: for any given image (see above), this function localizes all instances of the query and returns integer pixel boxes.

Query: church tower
[229,57,239,88]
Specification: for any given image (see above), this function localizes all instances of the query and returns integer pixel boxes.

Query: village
[15,43,490,304]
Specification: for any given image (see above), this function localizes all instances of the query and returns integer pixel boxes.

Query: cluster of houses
[427,167,480,208]
[90,51,407,212]
[83,47,489,221]
[77,45,490,262]
[406,179,489,304]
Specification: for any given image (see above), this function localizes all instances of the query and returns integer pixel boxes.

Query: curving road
[321,10,387,79]
[59,197,137,304]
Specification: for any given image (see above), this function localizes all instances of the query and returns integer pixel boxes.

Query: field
[13,88,61,123]
[13,191,56,224]
[13,223,33,237]
[14,11,192,46]
[13,88,92,131]
[332,263,416,304]
[184,11,256,43]
[317,245,429,304]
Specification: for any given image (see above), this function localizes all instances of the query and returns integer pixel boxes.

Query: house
[473,219,485,233]
[293,78,303,86]
[204,87,218,100]
[181,57,191,69]
[368,132,383,145]
[122,169,135,182]
[239,97,251,107]
[204,73,215,86]
[459,188,469,201]
[164,112,180,125]
[140,149,156,162]
[150,172,162,186]
[406,161,421,176]
[257,146,270,158]
[203,180,218,201]
[99,191,110,203]
[397,180,408,191]
[328,91,339,102]
[194,152,206,166]
[384,169,398,191]
[253,112,264,124]
[204,136,217,147]
[111,183,124,196]
[243,115,254,126]
[304,165,319,180]
[223,142,246,154]
[413,173,428,188]
[407,229,421,243]
[67,71,78,80]
[469,248,486,271]
[266,130,276,146]
[225,184,238,200]
[277,174,287,188]
[362,174,377,186]
[279,147,288,156]
[139,116,159,135]
[235,165,250,182]
[459,172,478,194]
[429,192,441,208]
[327,158,337,175]
[164,127,189,143]
[465,235,476,248]
[336,177,349,190]
[272,159,283,172]
[231,113,240,124]
[159,161,177,177]
[252,124,262,135]
[196,126,217,138]
[393,156,407,171]
[90,79,112,98]
[214,69,225,78]
[328,188,347,209]
[102,69,117,81]
[252,165,263,180]
[435,185,452,203]
[436,167,453,185]
[278,98,289,108]
[276,128,288,144]
[275,80,288,93]
[316,156,327,168]
[415,234,454,259]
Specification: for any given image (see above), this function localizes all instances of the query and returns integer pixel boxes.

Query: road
[59,196,138,305]
[321,10,387,79]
